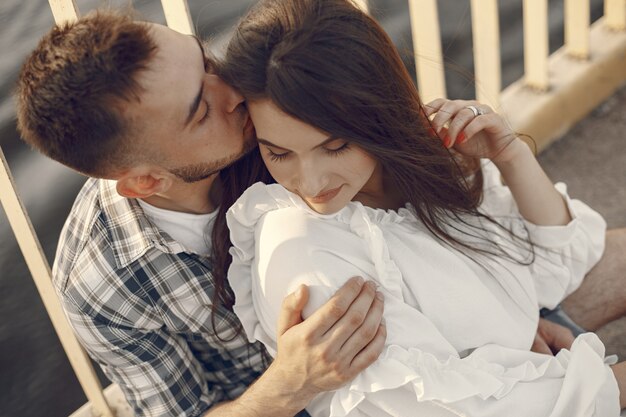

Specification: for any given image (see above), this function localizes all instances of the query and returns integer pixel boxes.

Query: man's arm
[204,277,386,416]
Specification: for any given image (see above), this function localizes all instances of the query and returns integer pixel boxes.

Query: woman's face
[248,99,380,214]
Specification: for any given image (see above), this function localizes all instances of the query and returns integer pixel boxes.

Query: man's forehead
[129,24,203,119]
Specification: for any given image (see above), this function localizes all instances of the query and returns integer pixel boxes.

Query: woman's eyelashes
[267,149,289,162]
[325,142,350,156]
[266,142,351,163]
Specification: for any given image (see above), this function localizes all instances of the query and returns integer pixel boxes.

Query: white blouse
[226,162,620,417]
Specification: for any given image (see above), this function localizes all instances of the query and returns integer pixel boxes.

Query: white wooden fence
[1,0,625,415]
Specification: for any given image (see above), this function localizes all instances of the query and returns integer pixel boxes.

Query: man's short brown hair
[15,10,157,177]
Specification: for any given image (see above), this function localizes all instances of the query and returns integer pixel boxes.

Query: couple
[16,0,625,416]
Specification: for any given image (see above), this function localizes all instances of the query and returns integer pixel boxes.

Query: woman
[214,0,625,415]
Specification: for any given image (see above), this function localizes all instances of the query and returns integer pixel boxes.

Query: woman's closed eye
[266,141,351,163]
[324,141,350,156]
[267,148,290,162]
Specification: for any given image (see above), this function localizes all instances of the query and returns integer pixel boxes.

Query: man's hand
[267,276,386,412]
[531,318,575,355]
[211,277,385,417]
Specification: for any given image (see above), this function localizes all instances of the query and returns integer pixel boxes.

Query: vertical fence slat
[523,0,549,90]
[565,0,590,58]
[605,0,626,30]
[470,0,501,108]
[48,0,79,24]
[408,0,447,103]
[353,0,369,13]
[0,150,114,417]
[161,0,195,35]
[22,3,117,417]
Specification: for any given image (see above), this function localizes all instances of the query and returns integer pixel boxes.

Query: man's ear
[116,167,173,199]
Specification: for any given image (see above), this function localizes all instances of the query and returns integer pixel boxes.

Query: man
[16,11,385,417]
[15,9,625,417]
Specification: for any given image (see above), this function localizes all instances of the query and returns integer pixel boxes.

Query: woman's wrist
[491,137,531,166]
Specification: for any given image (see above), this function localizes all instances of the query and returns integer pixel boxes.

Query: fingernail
[443,135,450,148]
[376,291,385,301]
[428,127,437,137]
[366,280,378,291]
[457,132,465,143]
[353,276,364,285]
[296,285,305,298]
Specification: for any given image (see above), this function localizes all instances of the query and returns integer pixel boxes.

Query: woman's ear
[115,167,173,199]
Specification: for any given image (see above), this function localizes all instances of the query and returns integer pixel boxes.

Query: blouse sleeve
[479,161,607,309]
[226,182,620,417]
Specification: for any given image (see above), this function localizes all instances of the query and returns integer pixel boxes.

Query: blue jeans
[540,305,586,336]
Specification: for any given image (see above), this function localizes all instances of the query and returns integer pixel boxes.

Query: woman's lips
[309,185,343,204]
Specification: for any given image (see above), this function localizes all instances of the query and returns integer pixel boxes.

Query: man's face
[126,24,255,182]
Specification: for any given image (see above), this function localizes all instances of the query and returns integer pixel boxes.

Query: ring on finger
[465,105,485,117]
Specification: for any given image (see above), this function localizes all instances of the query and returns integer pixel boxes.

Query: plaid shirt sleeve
[56,241,265,417]
[62,293,218,417]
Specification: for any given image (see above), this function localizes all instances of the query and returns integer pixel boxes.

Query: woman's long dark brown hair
[211,0,533,336]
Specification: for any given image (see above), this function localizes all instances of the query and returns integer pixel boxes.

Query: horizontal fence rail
[3,1,626,416]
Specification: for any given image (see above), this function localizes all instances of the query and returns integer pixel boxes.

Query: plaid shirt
[52,178,267,417]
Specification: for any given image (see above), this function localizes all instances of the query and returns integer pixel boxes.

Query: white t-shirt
[138,199,217,256]
[226,162,620,417]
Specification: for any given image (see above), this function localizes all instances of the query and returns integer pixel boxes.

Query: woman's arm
[425,98,572,226]
[491,140,571,226]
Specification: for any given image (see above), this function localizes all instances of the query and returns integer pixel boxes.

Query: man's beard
[168,138,257,183]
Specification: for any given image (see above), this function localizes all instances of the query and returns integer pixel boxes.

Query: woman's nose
[296,167,327,198]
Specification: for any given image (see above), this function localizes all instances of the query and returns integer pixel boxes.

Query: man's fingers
[277,284,309,337]
[320,280,379,347]
[304,277,368,338]
[349,321,387,374]
[336,290,384,358]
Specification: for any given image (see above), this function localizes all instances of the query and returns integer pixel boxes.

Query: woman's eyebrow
[257,135,339,151]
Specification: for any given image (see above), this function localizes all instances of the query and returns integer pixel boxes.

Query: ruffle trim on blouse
[227,182,615,416]
[226,182,415,349]
[330,333,613,417]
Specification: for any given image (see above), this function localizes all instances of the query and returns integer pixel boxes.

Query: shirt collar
[98,179,188,268]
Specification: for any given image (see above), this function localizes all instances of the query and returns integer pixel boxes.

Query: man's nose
[206,74,245,114]
[219,78,245,114]
[225,87,245,114]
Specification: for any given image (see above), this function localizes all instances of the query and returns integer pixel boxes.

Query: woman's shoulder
[226,183,334,244]
[227,182,315,226]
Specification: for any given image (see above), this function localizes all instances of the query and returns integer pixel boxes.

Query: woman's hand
[424,98,525,164]
[531,318,575,355]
